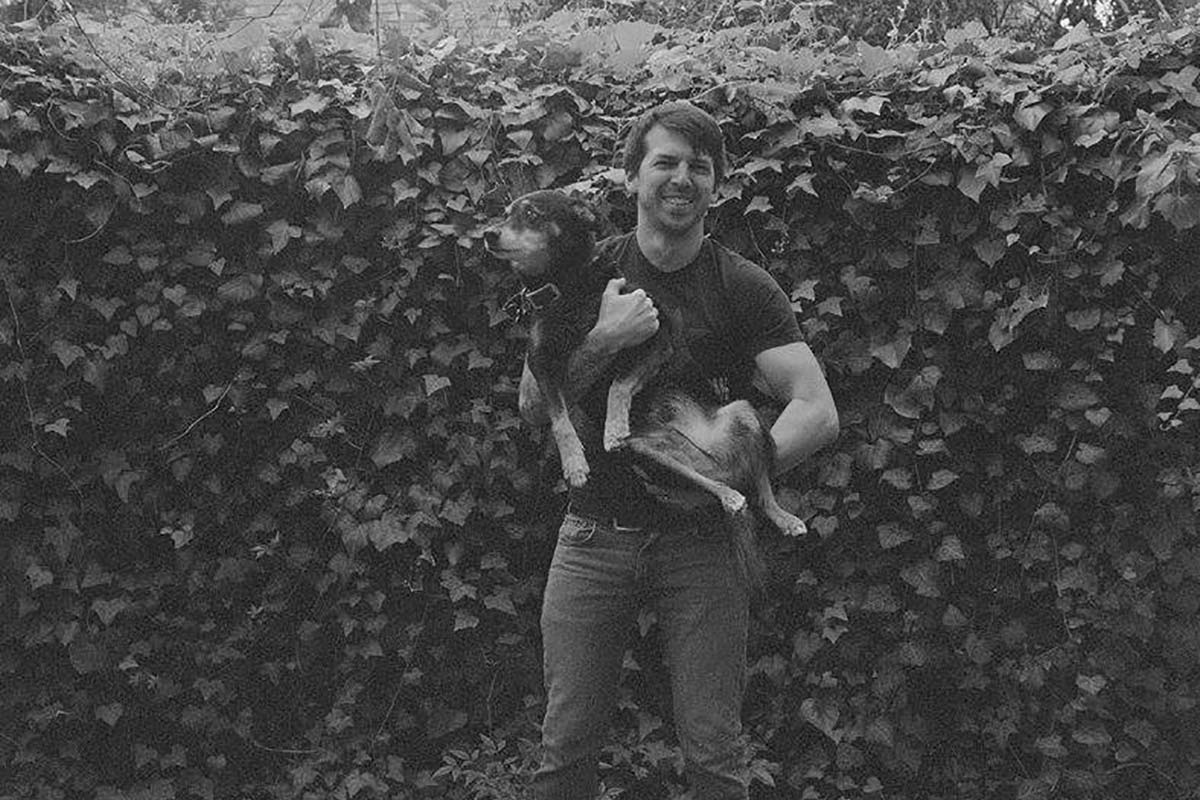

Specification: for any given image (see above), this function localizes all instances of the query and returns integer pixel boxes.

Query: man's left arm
[753,340,839,475]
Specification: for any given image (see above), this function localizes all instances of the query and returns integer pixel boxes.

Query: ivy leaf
[1015,432,1057,454]
[745,196,773,214]
[290,93,329,116]
[92,597,129,625]
[871,332,911,369]
[927,469,959,491]
[934,535,965,561]
[1053,22,1093,50]
[95,702,124,726]
[334,174,363,208]
[799,697,841,741]
[68,637,107,674]
[857,43,895,78]
[957,166,987,202]
[372,429,416,467]
[217,274,262,303]
[483,589,517,616]
[884,366,942,418]
[266,398,289,420]
[50,340,85,368]
[1136,151,1177,198]
[1016,778,1052,800]
[362,512,410,551]
[221,201,263,225]
[972,237,1006,267]
[26,562,53,590]
[1051,381,1099,411]
[900,561,941,597]
[1014,100,1052,132]
[881,468,912,489]
[989,284,1049,350]
[423,374,451,395]
[877,522,912,549]
[1153,318,1183,352]
[440,570,477,603]
[44,417,70,437]
[453,610,479,631]
[799,113,843,139]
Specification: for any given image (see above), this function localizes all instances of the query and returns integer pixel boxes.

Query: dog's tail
[729,509,767,599]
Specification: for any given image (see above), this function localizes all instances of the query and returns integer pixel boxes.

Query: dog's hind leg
[620,438,747,514]
[756,470,807,537]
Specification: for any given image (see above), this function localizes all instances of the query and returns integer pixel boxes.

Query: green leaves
[4,17,1200,800]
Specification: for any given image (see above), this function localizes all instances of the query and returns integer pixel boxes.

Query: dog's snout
[483,229,500,249]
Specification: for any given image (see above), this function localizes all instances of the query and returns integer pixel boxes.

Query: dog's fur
[486,189,807,593]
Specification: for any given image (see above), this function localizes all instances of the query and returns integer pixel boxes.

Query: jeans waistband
[566,504,712,535]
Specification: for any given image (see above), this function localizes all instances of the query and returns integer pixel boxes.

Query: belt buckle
[611,518,645,533]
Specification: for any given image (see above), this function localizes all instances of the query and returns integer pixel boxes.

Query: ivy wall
[2,18,1199,800]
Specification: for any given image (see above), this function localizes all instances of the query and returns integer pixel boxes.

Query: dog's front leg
[542,387,588,487]
[604,335,674,452]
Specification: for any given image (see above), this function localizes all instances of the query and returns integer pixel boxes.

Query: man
[519,100,839,799]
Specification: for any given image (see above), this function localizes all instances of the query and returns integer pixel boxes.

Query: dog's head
[484,190,601,285]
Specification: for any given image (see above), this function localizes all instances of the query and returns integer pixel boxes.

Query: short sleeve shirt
[568,233,804,523]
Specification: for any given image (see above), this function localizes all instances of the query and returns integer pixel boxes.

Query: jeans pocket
[557,513,597,546]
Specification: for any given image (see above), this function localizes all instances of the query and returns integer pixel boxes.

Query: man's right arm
[518,277,660,426]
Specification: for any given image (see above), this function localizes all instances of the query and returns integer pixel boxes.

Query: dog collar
[504,282,562,319]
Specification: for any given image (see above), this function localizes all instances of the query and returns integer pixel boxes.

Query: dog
[485,189,807,592]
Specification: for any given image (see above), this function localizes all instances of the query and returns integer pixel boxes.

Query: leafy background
[2,9,1200,800]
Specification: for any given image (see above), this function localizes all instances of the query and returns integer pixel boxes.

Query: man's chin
[657,209,702,232]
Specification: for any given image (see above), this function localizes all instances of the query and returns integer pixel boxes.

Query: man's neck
[636,226,704,272]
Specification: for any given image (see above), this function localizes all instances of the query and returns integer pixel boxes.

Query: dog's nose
[483,229,499,249]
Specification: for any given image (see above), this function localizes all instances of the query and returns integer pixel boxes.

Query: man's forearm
[770,397,840,475]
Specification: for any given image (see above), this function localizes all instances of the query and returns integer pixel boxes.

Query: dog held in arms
[485,189,807,593]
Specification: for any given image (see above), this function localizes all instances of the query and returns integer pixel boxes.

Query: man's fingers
[605,277,627,294]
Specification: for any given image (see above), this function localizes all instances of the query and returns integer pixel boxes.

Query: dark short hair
[622,101,727,186]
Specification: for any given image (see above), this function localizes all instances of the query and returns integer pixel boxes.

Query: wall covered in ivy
[2,17,1199,800]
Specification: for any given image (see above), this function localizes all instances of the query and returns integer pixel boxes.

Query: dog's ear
[567,195,602,233]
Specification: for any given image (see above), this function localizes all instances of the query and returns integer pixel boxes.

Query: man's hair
[622,101,727,186]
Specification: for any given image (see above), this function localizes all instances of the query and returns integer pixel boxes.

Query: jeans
[530,512,750,800]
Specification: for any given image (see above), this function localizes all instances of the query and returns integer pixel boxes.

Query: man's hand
[592,278,659,354]
[518,278,661,426]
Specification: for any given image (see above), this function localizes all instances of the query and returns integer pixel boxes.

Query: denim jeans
[530,511,750,800]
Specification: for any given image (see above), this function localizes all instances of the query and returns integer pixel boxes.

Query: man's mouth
[662,195,694,208]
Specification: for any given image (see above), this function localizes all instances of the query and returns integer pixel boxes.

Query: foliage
[3,11,1200,800]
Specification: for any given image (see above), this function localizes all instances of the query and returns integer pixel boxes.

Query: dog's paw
[562,456,590,488]
[779,514,808,537]
[718,489,747,515]
[603,420,631,452]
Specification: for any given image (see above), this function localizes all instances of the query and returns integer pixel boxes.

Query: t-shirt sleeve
[726,251,804,356]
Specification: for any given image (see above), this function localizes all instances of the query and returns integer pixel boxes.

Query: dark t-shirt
[568,232,804,524]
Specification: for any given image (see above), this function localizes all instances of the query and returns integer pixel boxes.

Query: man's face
[627,124,716,236]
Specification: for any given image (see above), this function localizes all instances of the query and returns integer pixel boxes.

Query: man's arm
[518,277,660,426]
[753,340,839,474]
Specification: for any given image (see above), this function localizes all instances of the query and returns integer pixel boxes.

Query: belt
[567,505,709,535]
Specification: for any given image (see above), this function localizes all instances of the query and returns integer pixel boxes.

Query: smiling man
[521,100,839,799]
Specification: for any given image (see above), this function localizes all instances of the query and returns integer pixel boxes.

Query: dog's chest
[529,296,602,360]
